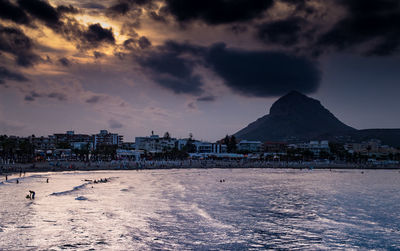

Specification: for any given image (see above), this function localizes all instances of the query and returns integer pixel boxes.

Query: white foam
[50,182,90,196]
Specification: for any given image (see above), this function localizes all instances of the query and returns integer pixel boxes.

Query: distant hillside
[234,91,400,147]
[235,91,355,142]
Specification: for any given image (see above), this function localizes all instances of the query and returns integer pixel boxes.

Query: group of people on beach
[93,178,108,184]
[1,173,49,200]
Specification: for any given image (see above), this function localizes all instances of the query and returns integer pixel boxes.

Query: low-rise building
[344,139,399,157]
[121,142,136,150]
[237,140,263,152]
[135,134,176,153]
[193,142,227,153]
[290,140,330,156]
[94,130,123,149]
[116,149,142,160]
[264,142,288,153]
[54,131,93,147]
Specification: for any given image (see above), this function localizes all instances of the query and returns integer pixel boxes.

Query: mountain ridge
[234,91,400,147]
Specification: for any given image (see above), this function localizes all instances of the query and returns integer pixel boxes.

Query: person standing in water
[16,179,19,184]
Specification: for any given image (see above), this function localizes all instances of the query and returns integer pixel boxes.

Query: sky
[0,0,400,142]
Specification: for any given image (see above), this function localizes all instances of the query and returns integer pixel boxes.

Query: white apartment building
[94,130,123,149]
[292,140,330,155]
[135,134,176,153]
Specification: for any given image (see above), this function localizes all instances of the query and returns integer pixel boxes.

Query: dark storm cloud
[108,2,130,15]
[47,92,67,101]
[204,43,320,97]
[1,0,113,51]
[0,1,115,51]
[58,57,70,67]
[317,0,400,56]
[81,3,106,9]
[56,5,79,14]
[24,91,67,102]
[162,40,205,56]
[0,25,32,52]
[50,18,116,50]
[127,0,154,4]
[15,53,40,67]
[257,17,306,46]
[138,41,320,97]
[109,119,123,129]
[0,66,28,84]
[0,0,30,24]
[137,46,204,95]
[123,38,136,50]
[0,25,39,67]
[24,91,42,101]
[164,0,274,25]
[107,0,154,16]
[138,36,151,49]
[83,23,115,47]
[86,95,102,104]
[160,0,400,57]
[230,25,248,35]
[280,0,315,14]
[149,8,168,23]
[17,0,62,28]
[123,36,151,50]
[197,95,216,102]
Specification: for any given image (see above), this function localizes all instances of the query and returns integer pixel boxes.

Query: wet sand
[1,160,399,175]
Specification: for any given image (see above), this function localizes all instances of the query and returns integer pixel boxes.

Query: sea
[0,168,399,250]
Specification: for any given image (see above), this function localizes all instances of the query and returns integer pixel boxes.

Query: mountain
[235,91,356,142]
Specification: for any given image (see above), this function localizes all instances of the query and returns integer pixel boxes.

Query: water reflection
[0,169,399,250]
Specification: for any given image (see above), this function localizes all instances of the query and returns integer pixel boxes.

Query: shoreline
[1,160,400,175]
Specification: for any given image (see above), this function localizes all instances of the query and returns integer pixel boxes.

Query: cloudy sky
[1,0,399,141]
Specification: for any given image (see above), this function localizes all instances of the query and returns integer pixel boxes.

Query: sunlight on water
[1,169,400,250]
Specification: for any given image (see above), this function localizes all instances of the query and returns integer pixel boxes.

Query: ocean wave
[0,174,47,186]
[50,182,90,196]
[190,203,234,230]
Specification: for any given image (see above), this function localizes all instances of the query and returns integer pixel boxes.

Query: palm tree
[164,132,171,139]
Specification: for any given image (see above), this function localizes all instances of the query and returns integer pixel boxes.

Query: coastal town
[1,130,399,172]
